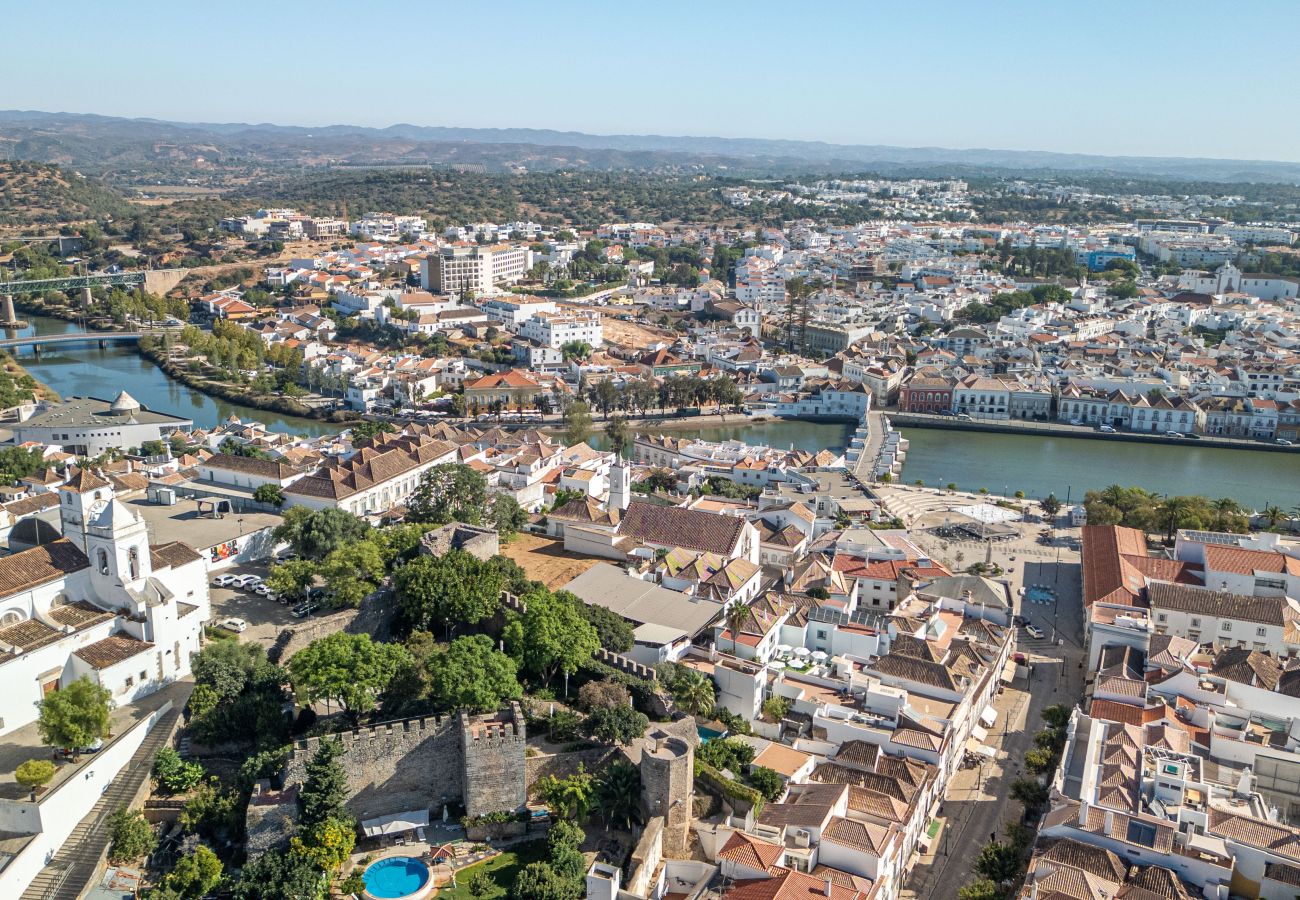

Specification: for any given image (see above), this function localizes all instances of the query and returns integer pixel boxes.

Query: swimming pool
[363,856,432,900]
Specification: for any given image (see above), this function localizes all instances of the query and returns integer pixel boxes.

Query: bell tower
[58,468,114,553]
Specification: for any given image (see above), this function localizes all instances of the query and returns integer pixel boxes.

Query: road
[891,487,1087,900]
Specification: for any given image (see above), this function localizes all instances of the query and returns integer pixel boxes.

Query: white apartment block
[519,311,603,349]
[420,244,530,296]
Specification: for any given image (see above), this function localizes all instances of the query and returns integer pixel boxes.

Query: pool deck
[354,833,504,898]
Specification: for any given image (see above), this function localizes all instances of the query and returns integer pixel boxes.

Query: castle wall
[284,716,463,821]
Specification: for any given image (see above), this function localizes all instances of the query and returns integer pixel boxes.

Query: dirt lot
[499,532,603,590]
[591,314,675,351]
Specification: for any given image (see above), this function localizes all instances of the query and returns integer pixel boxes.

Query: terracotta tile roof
[0,618,64,653]
[73,632,154,669]
[150,542,203,570]
[718,831,785,872]
[1205,544,1295,576]
[822,816,892,855]
[201,453,300,479]
[1036,837,1127,883]
[725,869,866,900]
[1148,582,1287,625]
[59,468,111,493]
[3,492,61,517]
[1208,808,1300,862]
[0,539,89,598]
[617,500,746,556]
[49,600,113,630]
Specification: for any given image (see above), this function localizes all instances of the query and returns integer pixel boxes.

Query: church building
[0,469,209,737]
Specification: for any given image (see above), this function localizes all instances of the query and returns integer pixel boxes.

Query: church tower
[85,497,153,594]
[609,460,631,512]
[58,468,114,553]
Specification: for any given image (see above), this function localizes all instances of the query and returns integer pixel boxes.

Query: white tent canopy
[362,809,430,838]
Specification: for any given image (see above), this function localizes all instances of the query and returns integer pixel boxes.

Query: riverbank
[135,342,362,426]
[891,411,1298,454]
[0,351,58,404]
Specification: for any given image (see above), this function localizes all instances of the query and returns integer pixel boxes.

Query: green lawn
[435,841,548,899]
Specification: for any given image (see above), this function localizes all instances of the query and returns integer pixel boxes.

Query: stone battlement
[288,713,450,760]
[596,648,658,682]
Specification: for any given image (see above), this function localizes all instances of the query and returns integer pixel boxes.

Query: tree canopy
[37,677,111,752]
[394,549,505,635]
[426,635,522,712]
[288,632,412,715]
[274,507,370,561]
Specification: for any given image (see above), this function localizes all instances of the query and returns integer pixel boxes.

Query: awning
[980,706,998,727]
[361,809,430,838]
[1000,659,1018,683]
[970,723,989,743]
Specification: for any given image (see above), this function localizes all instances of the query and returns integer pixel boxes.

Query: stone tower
[459,703,527,817]
[639,728,695,855]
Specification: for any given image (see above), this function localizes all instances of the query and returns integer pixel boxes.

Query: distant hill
[0,160,133,227]
[3,110,1300,184]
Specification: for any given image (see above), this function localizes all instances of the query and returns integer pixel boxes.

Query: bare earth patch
[499,532,603,589]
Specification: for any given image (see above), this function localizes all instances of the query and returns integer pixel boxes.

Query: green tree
[426,635,522,712]
[578,603,634,652]
[604,414,631,457]
[350,420,397,442]
[233,850,327,900]
[670,670,715,717]
[153,746,205,793]
[595,760,641,830]
[319,540,385,608]
[394,550,505,636]
[266,559,316,602]
[583,704,648,745]
[408,462,493,525]
[958,879,1003,900]
[298,739,350,830]
[253,483,285,507]
[1010,777,1049,813]
[514,862,580,900]
[14,758,55,794]
[106,808,156,864]
[723,601,754,656]
[975,841,1022,884]
[37,677,112,755]
[1040,493,1062,516]
[288,632,412,716]
[274,507,369,561]
[536,768,594,821]
[575,679,630,712]
[155,845,223,899]
[291,816,356,872]
[746,766,785,802]
[563,400,593,445]
[489,493,528,539]
[506,590,600,687]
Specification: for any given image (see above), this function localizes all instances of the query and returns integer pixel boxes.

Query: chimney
[825,876,835,897]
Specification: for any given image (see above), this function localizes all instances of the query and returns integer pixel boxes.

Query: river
[6,316,340,437]
[633,418,1295,511]
[9,316,1294,508]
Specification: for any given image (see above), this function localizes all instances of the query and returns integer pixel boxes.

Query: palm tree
[1211,497,1243,531]
[595,760,642,831]
[672,671,715,717]
[1261,504,1286,531]
[723,602,755,656]
[1154,496,1189,543]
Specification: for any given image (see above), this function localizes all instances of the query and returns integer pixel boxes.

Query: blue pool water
[363,857,430,899]
[1025,586,1056,604]
[698,725,724,744]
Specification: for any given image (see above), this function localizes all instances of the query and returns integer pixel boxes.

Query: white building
[419,244,530,296]
[518,311,603,350]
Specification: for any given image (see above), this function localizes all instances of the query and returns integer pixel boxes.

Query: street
[882,486,1087,900]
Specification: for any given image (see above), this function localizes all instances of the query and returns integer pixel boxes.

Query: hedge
[694,758,764,816]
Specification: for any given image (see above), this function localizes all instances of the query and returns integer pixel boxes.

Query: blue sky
[5,0,1298,161]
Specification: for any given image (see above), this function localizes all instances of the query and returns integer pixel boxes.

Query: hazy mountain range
[3,109,1299,183]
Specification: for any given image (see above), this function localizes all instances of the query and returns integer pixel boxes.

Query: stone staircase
[21,704,182,900]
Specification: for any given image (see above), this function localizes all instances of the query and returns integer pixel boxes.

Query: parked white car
[212,574,236,587]
[219,617,248,633]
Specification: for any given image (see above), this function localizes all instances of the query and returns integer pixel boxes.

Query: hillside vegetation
[0,161,134,227]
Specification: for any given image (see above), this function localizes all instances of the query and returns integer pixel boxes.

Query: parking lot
[207,561,298,648]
